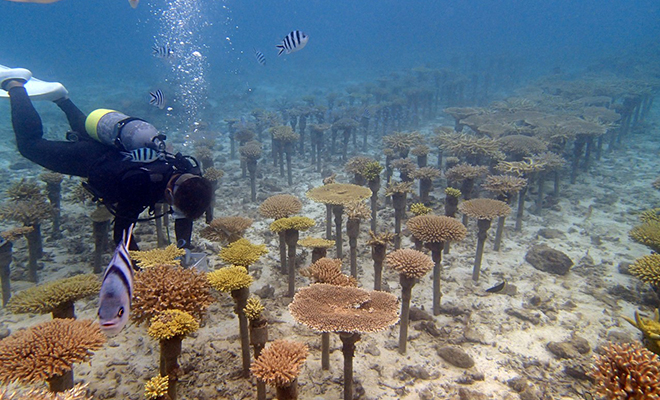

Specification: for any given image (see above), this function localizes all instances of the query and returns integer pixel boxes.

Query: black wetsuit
[7,85,195,249]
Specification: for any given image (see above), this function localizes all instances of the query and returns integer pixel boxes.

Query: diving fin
[0,64,68,101]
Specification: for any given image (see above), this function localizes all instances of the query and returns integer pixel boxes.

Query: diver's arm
[174,218,194,249]
[113,204,142,250]
[54,98,87,135]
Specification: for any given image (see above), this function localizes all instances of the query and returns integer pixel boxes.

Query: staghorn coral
[306,183,372,206]
[496,157,547,176]
[259,195,302,220]
[301,257,357,287]
[533,151,565,170]
[5,179,45,202]
[345,200,371,220]
[406,215,468,244]
[497,134,548,157]
[458,198,512,220]
[411,166,441,180]
[367,231,395,246]
[629,221,660,253]
[270,217,315,233]
[411,144,430,157]
[204,167,225,182]
[384,181,414,197]
[0,198,51,226]
[298,237,334,249]
[144,375,169,400]
[629,254,660,287]
[445,187,462,198]
[130,244,186,269]
[132,265,213,325]
[207,266,253,292]
[386,248,434,279]
[383,131,423,156]
[0,383,91,400]
[271,125,300,142]
[410,203,432,216]
[345,156,374,176]
[251,340,308,388]
[244,296,265,320]
[0,319,105,389]
[445,163,489,183]
[640,208,660,224]
[433,132,504,162]
[7,274,100,318]
[588,342,660,400]
[1,226,34,242]
[362,161,384,182]
[391,158,417,180]
[482,175,528,197]
[219,238,268,268]
[239,140,263,159]
[289,283,399,333]
[201,216,253,243]
[623,310,660,355]
[654,177,660,191]
[147,309,199,341]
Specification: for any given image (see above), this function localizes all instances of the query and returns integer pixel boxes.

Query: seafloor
[0,59,659,400]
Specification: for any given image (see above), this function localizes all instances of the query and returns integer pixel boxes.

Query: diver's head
[85,109,166,151]
[166,173,213,220]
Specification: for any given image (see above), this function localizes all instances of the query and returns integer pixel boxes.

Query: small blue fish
[149,89,166,110]
[122,147,164,163]
[98,224,135,336]
[277,30,309,56]
[152,44,173,59]
[253,48,266,66]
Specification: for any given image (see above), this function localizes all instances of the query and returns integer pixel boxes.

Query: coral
[629,221,660,253]
[306,183,371,206]
[406,215,468,243]
[289,283,399,333]
[384,181,413,196]
[39,172,64,185]
[0,198,51,226]
[345,200,370,220]
[445,187,462,198]
[271,125,300,142]
[0,383,91,400]
[0,319,105,385]
[497,134,548,156]
[251,340,308,388]
[7,274,100,315]
[653,177,660,191]
[132,265,213,325]
[345,156,375,175]
[269,216,315,233]
[148,309,200,340]
[301,258,357,287]
[207,266,254,292]
[495,157,547,176]
[640,208,660,224]
[482,175,528,196]
[204,167,225,182]
[411,167,441,180]
[362,161,384,182]
[200,216,253,243]
[298,237,335,249]
[411,144,430,157]
[383,131,423,154]
[445,163,489,183]
[588,342,660,400]
[244,296,265,320]
[366,231,395,246]
[259,194,302,220]
[390,158,417,176]
[130,244,186,269]
[332,118,359,131]
[410,203,432,216]
[219,238,268,267]
[623,310,660,354]
[629,254,660,287]
[459,198,511,220]
[386,249,434,279]
[533,152,565,170]
[432,132,504,161]
[239,140,263,159]
[5,179,45,202]
[1,226,34,242]
[145,375,169,400]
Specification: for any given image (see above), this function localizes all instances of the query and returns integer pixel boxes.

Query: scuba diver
[0,66,214,250]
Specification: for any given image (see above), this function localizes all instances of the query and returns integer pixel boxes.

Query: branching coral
[0,226,34,242]
[5,179,45,202]
[496,157,547,176]
[306,183,372,206]
[445,187,462,198]
[629,221,660,253]
[407,215,468,244]
[204,167,225,182]
[623,310,660,355]
[383,131,423,156]
[654,177,660,191]
[147,309,200,340]
[588,342,660,399]
[239,140,262,159]
[259,195,302,220]
[497,134,548,157]
[219,238,268,268]
[445,163,490,183]
[0,383,91,400]
[201,216,253,243]
[251,340,308,388]
[640,208,660,224]
[629,254,660,287]
[301,257,357,287]
[458,198,512,221]
[345,200,370,220]
[132,265,213,325]
[130,244,186,269]
[345,156,375,176]
[410,203,432,216]
[384,181,414,197]
[207,266,254,292]
[482,175,528,197]
[244,296,265,321]
[144,375,169,400]
[386,249,434,279]
[269,217,316,233]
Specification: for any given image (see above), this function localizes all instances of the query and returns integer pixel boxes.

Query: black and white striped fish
[98,224,135,336]
[152,44,173,58]
[149,89,166,109]
[277,30,309,56]
[253,48,266,66]
[121,147,164,163]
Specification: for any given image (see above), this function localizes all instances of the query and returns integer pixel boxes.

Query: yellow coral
[640,208,660,223]
[208,266,254,292]
[144,375,169,399]
[445,187,462,198]
[219,238,268,267]
[410,203,432,216]
[130,244,186,269]
[7,274,100,315]
[244,296,265,320]
[298,237,335,249]
[269,216,315,233]
[147,309,199,340]
[629,221,660,253]
[623,310,660,355]
[630,254,660,287]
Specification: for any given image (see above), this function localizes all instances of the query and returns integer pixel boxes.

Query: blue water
[1,0,659,132]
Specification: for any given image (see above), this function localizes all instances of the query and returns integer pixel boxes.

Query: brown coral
[458,198,511,220]
[497,135,548,157]
[629,221,660,253]
[251,340,308,388]
[239,140,263,159]
[482,175,528,197]
[259,194,302,220]
[301,258,357,287]
[629,254,660,287]
[0,319,105,385]
[411,167,442,180]
[386,248,434,279]
[588,342,660,400]
[406,215,468,243]
[306,183,371,206]
[132,265,214,325]
[289,283,399,333]
[200,216,253,243]
[445,163,489,183]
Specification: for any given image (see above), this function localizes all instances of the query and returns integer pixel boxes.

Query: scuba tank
[85,109,166,152]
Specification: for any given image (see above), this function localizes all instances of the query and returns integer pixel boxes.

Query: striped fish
[152,44,173,59]
[121,147,164,163]
[98,224,135,336]
[277,30,309,56]
[253,48,266,66]
[149,89,166,109]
